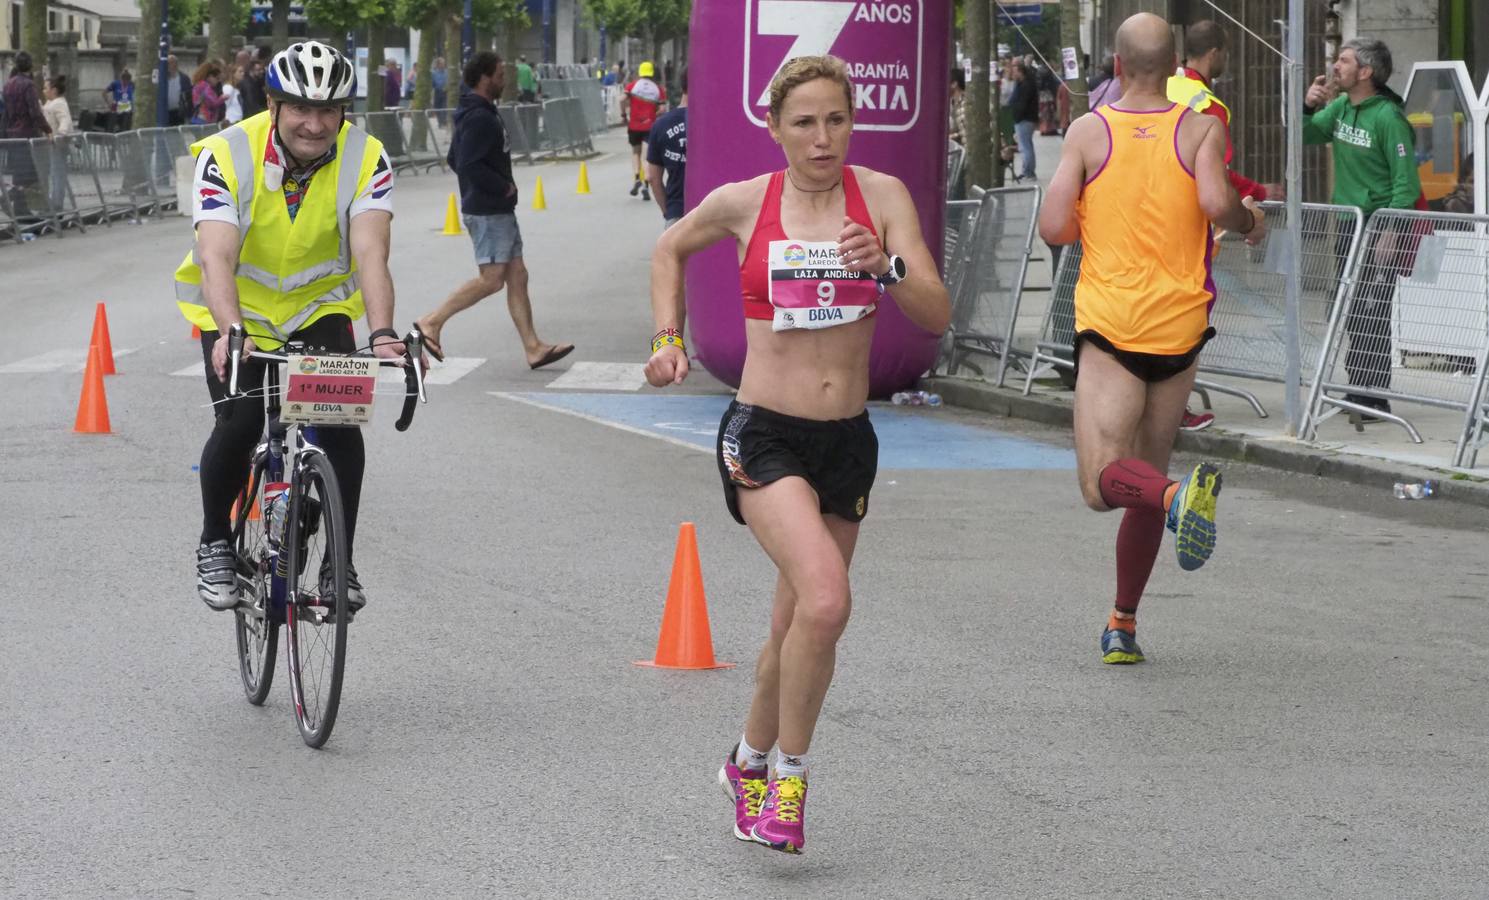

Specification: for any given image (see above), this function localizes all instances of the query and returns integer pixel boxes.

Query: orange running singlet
[1075,103,1215,356]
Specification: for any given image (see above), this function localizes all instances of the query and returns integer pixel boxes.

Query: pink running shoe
[717,747,769,842]
[750,776,808,853]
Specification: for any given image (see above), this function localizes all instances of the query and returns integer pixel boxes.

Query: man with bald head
[1038,12,1265,665]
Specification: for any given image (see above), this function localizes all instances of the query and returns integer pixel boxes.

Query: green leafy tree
[308,0,393,109]
[21,0,46,68]
[132,0,207,125]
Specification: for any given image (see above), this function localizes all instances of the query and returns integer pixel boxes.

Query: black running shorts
[1074,328,1215,384]
[715,400,879,526]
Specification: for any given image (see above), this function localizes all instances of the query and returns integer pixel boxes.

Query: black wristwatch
[875,254,907,286]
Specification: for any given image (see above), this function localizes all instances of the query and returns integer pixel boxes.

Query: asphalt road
[2,130,1485,899]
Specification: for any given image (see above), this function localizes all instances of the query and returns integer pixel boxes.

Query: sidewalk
[942,129,1489,507]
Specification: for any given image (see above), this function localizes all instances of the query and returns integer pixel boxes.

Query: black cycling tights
[198,315,364,559]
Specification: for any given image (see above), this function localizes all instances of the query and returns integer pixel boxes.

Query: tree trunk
[444,12,461,70]
[1059,0,1087,122]
[366,25,385,112]
[208,0,235,65]
[271,0,290,50]
[409,14,437,150]
[134,0,162,126]
[965,0,991,190]
[22,0,47,70]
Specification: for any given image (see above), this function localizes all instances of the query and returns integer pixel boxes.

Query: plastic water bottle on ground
[1392,481,1436,500]
[890,390,942,407]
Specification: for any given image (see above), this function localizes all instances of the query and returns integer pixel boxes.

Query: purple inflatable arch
[683,0,951,397]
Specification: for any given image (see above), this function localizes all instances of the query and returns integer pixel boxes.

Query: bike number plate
[281,355,377,425]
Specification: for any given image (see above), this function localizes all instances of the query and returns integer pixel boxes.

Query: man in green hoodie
[1304,38,1422,420]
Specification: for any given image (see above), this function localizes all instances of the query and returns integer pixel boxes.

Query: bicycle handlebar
[225,323,428,430]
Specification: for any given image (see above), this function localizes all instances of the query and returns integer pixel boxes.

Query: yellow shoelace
[741,777,768,818]
[772,776,806,823]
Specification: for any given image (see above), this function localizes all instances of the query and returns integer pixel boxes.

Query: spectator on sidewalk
[382,59,402,109]
[1008,60,1039,182]
[1088,57,1118,110]
[165,55,191,125]
[516,55,538,103]
[948,67,966,145]
[1430,153,1474,214]
[190,60,225,125]
[431,56,449,119]
[2,52,50,215]
[1305,37,1422,422]
[222,65,244,124]
[41,74,73,211]
[237,58,266,119]
[415,51,574,371]
[406,62,418,103]
[646,66,687,228]
[1166,19,1277,432]
[102,68,134,131]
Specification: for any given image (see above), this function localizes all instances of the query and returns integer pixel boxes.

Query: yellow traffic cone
[576,162,591,195]
[532,176,548,211]
[441,193,463,235]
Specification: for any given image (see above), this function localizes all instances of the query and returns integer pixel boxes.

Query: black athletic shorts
[716,400,878,526]
[627,129,647,147]
[1074,328,1215,384]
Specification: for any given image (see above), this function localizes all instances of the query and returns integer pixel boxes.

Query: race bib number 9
[767,239,878,332]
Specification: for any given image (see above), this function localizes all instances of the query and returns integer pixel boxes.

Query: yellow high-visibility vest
[1166,70,1230,119]
[174,111,385,344]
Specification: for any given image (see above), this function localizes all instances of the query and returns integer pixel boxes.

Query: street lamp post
[462,0,473,66]
[1284,0,1304,433]
[156,0,170,127]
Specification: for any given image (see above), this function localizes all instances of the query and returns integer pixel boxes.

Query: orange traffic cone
[90,302,116,375]
[74,344,111,434]
[191,324,201,340]
[635,523,733,670]
[230,492,261,524]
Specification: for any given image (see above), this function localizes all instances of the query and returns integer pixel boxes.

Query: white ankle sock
[774,751,807,780]
[736,737,770,773]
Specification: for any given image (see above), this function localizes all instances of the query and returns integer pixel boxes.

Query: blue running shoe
[1167,462,1222,571]
[1101,626,1145,664]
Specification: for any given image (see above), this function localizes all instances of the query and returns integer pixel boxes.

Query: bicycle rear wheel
[284,451,348,748]
[232,460,278,706]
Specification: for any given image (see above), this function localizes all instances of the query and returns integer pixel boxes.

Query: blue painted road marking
[503,393,1075,470]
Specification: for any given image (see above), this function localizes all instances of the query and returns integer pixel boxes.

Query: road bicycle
[223,322,426,747]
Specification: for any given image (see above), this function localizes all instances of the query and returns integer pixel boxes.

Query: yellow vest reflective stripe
[174,111,383,344]
[1165,71,1230,119]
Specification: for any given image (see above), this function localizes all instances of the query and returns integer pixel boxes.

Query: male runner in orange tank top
[1038,12,1266,665]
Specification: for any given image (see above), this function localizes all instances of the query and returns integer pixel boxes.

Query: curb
[922,375,1489,510]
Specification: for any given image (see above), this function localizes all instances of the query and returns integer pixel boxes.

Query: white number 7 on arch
[753,1,856,107]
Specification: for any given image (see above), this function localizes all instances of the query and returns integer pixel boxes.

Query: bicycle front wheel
[232,460,278,706]
[284,451,348,748]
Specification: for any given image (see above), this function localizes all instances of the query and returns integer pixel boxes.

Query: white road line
[489,391,710,454]
[545,361,647,391]
[0,347,138,374]
[171,363,203,377]
[379,356,485,386]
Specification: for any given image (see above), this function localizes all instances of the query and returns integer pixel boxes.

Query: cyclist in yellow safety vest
[178,40,411,614]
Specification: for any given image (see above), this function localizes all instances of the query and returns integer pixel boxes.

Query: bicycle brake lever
[227,323,244,397]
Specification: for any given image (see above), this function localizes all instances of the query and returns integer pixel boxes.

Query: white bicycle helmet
[265,40,356,106]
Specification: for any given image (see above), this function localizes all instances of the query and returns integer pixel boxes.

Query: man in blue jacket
[416,51,573,370]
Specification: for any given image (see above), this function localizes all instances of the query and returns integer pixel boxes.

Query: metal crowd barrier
[1023,240,1292,414]
[539,78,607,134]
[1302,208,1489,468]
[940,185,1042,386]
[1195,201,1367,416]
[497,104,540,163]
[945,140,965,200]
